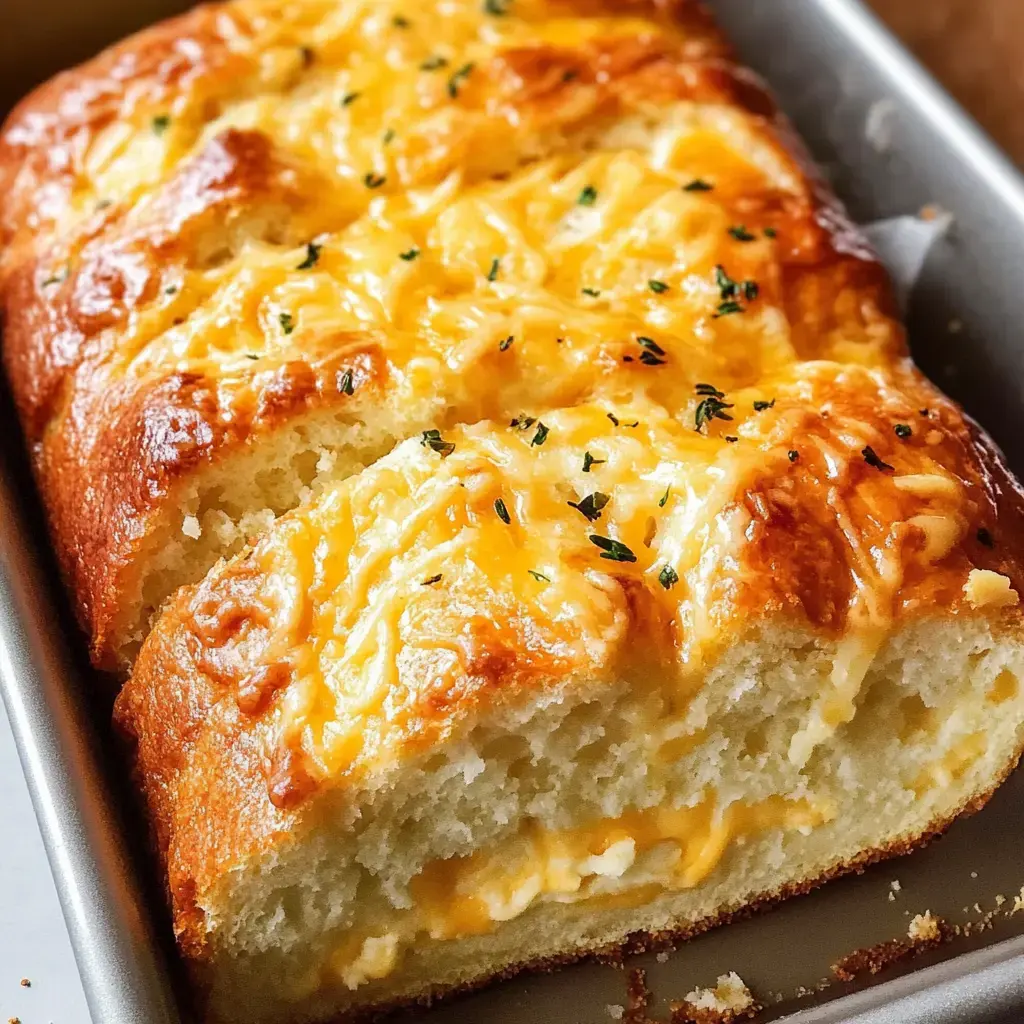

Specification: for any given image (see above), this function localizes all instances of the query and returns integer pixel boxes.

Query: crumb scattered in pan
[18,977,29,987]
[865,97,898,152]
[675,972,758,1022]
[1013,886,1024,913]
[970,871,978,879]
[656,952,670,964]
[890,879,901,892]
[996,894,1006,907]
[620,968,760,1024]
[624,968,651,1024]
[607,1005,625,1020]
[8,1017,20,1024]
[907,911,941,942]
[887,891,896,902]
[918,204,945,222]
[831,912,950,981]
[947,318,964,334]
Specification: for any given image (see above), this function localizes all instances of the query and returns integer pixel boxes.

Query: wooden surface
[868,0,1024,164]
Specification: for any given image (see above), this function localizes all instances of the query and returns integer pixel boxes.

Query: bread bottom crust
[314,754,1018,1024]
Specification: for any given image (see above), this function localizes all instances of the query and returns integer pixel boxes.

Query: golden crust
[115,361,1024,968]
[0,0,907,666]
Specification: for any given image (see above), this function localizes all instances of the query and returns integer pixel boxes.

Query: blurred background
[866,0,1024,166]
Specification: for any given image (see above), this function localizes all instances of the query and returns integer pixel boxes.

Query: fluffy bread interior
[125,410,411,668]
[191,617,1024,1024]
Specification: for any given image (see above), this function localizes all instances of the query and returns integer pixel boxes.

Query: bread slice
[115,373,1024,1023]
[0,0,901,670]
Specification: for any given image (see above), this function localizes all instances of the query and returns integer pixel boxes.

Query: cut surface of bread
[7,1,1024,1023]
[0,0,902,669]
[116,381,1024,1022]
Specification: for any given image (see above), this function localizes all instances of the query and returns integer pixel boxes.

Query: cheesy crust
[0,0,909,666]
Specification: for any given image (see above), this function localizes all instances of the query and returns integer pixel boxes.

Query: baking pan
[3,0,1024,1022]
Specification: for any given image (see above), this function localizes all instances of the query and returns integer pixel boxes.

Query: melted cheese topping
[181,368,978,794]
[23,0,901,444]
[328,790,829,990]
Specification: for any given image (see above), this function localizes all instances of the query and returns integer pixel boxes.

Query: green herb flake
[392,14,411,27]
[648,279,670,294]
[382,127,396,145]
[510,414,536,430]
[577,185,598,206]
[694,383,733,433]
[862,446,894,472]
[589,535,637,563]
[164,284,179,296]
[421,429,455,457]
[894,423,912,439]
[339,368,355,395]
[725,435,738,443]
[683,178,714,192]
[637,336,666,367]
[728,225,756,242]
[658,485,670,508]
[278,312,295,335]
[487,257,501,282]
[494,497,512,524]
[531,421,550,447]
[636,336,665,356]
[420,55,449,71]
[499,335,514,352]
[528,569,551,583]
[582,287,601,297]
[245,353,260,360]
[447,62,475,98]
[399,247,420,261]
[712,264,758,317]
[567,492,609,523]
[714,300,745,318]
[421,573,443,586]
[764,227,778,238]
[341,91,361,106]
[296,242,322,270]
[151,114,171,135]
[753,399,775,412]
[363,171,387,189]
[715,265,738,299]
[484,0,511,13]
[40,267,69,288]
[658,565,679,590]
[583,451,605,473]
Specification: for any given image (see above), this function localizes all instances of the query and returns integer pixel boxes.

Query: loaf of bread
[4,2,1024,1023]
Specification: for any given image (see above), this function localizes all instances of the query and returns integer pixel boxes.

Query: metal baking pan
[3,0,1024,1021]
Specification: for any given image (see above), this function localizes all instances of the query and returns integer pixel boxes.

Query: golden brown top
[137,362,1021,807]
[0,0,905,664]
